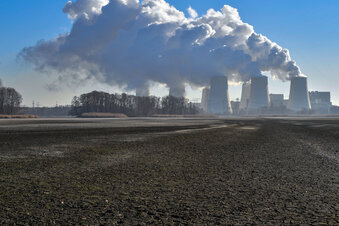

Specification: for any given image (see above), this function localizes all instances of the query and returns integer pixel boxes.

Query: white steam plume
[187,6,198,19]
[20,0,304,95]
[63,0,109,19]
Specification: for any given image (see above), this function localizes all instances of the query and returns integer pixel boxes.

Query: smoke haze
[19,0,304,94]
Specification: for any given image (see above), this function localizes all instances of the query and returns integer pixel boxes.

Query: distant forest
[70,91,199,117]
[19,106,71,117]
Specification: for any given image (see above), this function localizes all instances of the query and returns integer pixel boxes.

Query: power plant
[239,82,251,111]
[288,77,311,111]
[201,75,328,115]
[270,94,284,108]
[248,76,270,110]
[169,87,186,98]
[207,76,232,114]
[201,87,210,112]
[136,88,150,97]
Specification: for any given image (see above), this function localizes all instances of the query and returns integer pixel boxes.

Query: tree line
[70,91,199,117]
[0,83,22,115]
[20,106,71,117]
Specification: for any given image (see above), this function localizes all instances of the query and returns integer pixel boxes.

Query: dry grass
[0,114,38,119]
[81,112,128,118]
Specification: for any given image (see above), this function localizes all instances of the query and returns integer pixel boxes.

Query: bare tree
[0,87,22,114]
[70,91,197,117]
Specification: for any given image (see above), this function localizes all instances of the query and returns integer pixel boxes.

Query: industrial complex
[200,76,337,115]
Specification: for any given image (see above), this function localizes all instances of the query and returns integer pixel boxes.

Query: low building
[309,91,331,105]
[309,91,332,114]
[330,105,339,114]
[270,94,284,108]
[231,101,240,115]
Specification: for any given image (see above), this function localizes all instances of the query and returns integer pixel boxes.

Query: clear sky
[0,0,338,106]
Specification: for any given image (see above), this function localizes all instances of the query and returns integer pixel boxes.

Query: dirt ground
[0,117,338,224]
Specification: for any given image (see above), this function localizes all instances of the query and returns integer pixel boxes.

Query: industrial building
[136,88,150,97]
[200,75,336,115]
[309,91,332,114]
[231,101,240,115]
[309,91,331,105]
[270,94,284,107]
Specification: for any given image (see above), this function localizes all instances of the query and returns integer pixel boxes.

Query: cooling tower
[239,82,251,110]
[201,87,210,112]
[136,87,150,97]
[248,76,270,110]
[169,86,185,98]
[288,77,311,111]
[207,76,232,114]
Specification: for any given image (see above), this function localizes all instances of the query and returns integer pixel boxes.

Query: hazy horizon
[0,0,338,107]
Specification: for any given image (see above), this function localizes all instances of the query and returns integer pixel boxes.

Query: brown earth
[81,112,128,118]
[0,114,38,119]
[0,117,338,224]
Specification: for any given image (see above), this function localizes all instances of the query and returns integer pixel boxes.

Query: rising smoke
[19,0,304,96]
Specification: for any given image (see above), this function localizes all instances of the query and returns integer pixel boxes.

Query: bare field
[0,117,338,224]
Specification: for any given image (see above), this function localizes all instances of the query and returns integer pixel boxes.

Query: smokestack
[201,87,210,112]
[207,76,232,114]
[288,77,311,111]
[249,76,270,110]
[239,82,251,110]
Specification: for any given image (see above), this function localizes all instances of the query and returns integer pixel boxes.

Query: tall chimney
[249,76,270,110]
[239,82,251,111]
[201,87,210,112]
[288,77,311,111]
[207,76,232,114]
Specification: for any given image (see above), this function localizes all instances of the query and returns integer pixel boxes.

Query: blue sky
[0,0,338,106]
